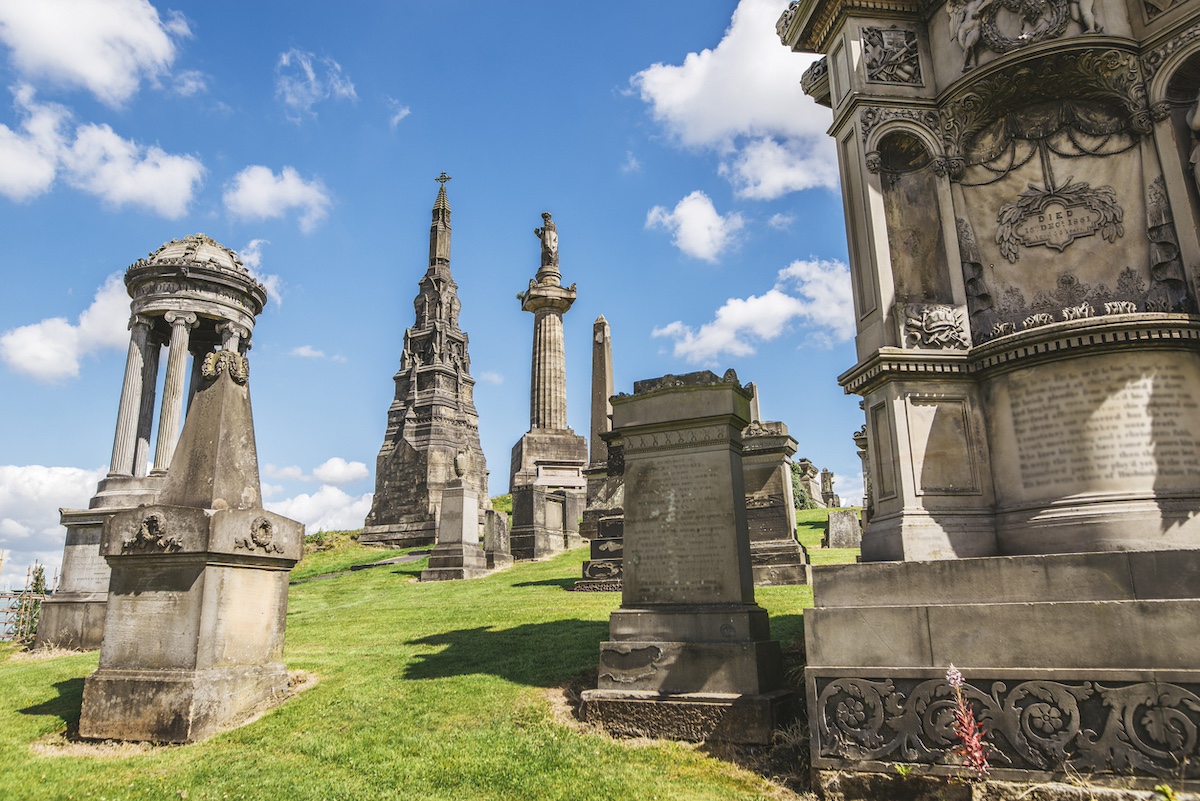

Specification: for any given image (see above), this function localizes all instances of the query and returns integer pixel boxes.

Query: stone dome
[136,234,247,274]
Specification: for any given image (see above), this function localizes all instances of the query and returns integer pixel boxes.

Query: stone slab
[33,593,108,651]
[596,639,785,696]
[826,510,862,548]
[579,689,792,745]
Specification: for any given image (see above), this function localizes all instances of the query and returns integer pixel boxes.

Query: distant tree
[14,562,47,644]
[790,462,819,510]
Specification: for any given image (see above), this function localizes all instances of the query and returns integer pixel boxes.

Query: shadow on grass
[511,577,578,590]
[404,619,609,687]
[18,677,84,727]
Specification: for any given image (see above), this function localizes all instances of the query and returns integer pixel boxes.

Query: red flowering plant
[945,664,990,778]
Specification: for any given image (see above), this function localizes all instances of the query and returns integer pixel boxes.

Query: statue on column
[534,212,558,269]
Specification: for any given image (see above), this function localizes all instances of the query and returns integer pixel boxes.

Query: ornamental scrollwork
[801,57,829,99]
[815,676,1200,778]
[861,106,941,145]
[202,349,249,385]
[903,305,971,350]
[122,514,182,552]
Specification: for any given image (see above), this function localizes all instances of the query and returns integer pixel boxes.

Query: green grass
[291,530,418,582]
[795,507,862,567]
[0,532,859,801]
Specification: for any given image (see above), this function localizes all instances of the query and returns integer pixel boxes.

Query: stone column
[132,335,161,478]
[589,315,613,466]
[530,307,568,430]
[152,311,197,474]
[108,315,154,477]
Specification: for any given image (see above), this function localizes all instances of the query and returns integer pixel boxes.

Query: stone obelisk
[509,212,587,559]
[362,174,488,547]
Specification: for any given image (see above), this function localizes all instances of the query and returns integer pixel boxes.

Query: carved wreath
[202,349,249,384]
[122,514,183,552]
[234,516,283,553]
[995,181,1124,262]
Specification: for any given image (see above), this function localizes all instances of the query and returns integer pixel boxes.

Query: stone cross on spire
[436,171,451,186]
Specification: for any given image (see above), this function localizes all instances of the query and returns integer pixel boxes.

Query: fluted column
[530,309,567,430]
[108,315,155,477]
[152,311,197,474]
[132,334,161,477]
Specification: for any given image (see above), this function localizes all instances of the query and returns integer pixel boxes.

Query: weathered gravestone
[79,348,301,743]
[420,452,489,581]
[572,515,624,592]
[580,370,790,744]
[742,419,810,585]
[825,509,862,549]
[483,509,513,570]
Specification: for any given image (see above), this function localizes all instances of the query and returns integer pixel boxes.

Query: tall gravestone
[420,453,489,581]
[741,420,810,585]
[363,174,488,548]
[509,211,588,559]
[79,348,301,743]
[36,235,266,650]
[780,0,1200,785]
[580,370,789,744]
[581,315,624,540]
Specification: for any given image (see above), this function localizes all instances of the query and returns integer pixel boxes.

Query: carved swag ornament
[122,514,183,553]
[202,349,249,384]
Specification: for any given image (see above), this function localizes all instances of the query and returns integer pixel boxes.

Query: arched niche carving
[877,130,954,306]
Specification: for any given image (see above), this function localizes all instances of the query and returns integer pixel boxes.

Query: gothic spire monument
[361,174,488,547]
[508,211,588,559]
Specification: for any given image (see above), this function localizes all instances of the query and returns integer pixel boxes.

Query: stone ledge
[579,688,792,745]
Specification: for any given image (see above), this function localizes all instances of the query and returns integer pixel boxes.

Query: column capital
[216,322,250,352]
[164,311,199,329]
[129,313,155,331]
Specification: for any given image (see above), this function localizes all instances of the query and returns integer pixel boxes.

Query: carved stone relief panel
[945,0,1103,74]
[901,304,971,349]
[863,27,922,84]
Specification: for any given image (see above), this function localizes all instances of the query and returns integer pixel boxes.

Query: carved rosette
[122,514,183,553]
[815,675,1200,779]
[202,349,249,385]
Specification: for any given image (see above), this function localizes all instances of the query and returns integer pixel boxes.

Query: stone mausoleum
[362,175,489,547]
[780,0,1200,785]
[36,235,266,651]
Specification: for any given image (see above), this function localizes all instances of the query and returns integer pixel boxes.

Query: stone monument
[780,0,1200,784]
[420,451,489,581]
[483,508,512,570]
[362,174,488,548]
[509,211,588,560]
[825,509,862,549]
[581,315,624,540]
[36,235,266,651]
[793,458,825,508]
[580,370,790,744]
[78,345,302,743]
[741,419,811,585]
[572,515,624,592]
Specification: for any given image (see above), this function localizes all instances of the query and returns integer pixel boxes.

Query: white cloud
[61,123,204,218]
[237,239,283,306]
[265,486,372,533]
[631,0,833,198]
[0,0,189,107]
[172,70,208,97]
[768,212,795,230]
[312,457,369,485]
[0,464,106,591]
[653,258,853,363]
[276,49,356,119]
[831,471,865,509]
[621,151,641,174]
[224,165,331,233]
[477,371,504,385]
[291,345,325,359]
[0,84,68,201]
[1,274,130,381]
[263,464,305,482]
[646,190,743,262]
[387,98,411,128]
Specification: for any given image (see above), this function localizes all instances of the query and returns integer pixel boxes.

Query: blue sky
[0,0,859,589]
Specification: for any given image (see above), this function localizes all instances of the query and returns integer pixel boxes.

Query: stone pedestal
[509,484,584,560]
[572,516,624,592]
[483,509,513,570]
[79,351,302,744]
[805,550,1200,785]
[826,509,862,549]
[421,481,489,581]
[33,509,113,650]
[580,371,790,744]
[742,421,809,586]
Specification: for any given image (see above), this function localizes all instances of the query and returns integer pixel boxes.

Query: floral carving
[861,106,941,145]
[234,516,283,554]
[202,349,249,384]
[1104,300,1138,314]
[122,514,182,552]
[904,305,971,349]
[815,676,1200,779]
[995,181,1123,262]
[1061,302,1095,320]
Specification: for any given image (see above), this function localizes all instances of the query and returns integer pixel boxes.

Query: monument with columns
[35,235,265,650]
[509,211,588,560]
[779,0,1200,785]
[362,174,489,548]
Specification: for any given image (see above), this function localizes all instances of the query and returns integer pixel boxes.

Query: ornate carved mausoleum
[780,0,1200,786]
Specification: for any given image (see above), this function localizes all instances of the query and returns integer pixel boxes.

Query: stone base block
[597,639,785,696]
[860,510,998,561]
[571,579,621,592]
[80,664,288,743]
[359,522,436,548]
[579,688,792,744]
[509,528,565,561]
[751,563,810,586]
[420,542,489,581]
[486,552,514,570]
[33,592,107,650]
[750,539,809,586]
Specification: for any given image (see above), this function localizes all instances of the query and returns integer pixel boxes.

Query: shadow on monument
[403,619,609,687]
[18,677,84,729]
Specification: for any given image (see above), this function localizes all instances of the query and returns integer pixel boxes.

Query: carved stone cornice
[860,104,941,144]
[780,0,924,55]
[839,314,1200,394]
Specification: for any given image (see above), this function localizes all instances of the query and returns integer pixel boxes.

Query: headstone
[572,515,624,592]
[37,234,266,651]
[78,349,301,743]
[509,210,587,559]
[483,509,512,570]
[580,370,790,744]
[825,509,862,549]
[741,420,810,586]
[420,464,489,581]
[362,175,489,548]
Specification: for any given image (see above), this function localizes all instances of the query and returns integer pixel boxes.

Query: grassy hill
[0,510,855,801]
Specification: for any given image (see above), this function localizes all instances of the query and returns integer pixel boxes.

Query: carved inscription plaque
[624,453,741,605]
[1008,358,1200,492]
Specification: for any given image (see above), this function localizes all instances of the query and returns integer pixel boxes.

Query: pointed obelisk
[362,174,489,547]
